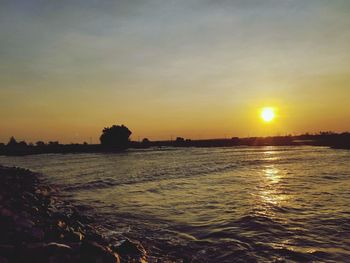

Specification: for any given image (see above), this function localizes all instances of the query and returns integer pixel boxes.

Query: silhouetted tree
[18,141,27,147]
[141,138,151,148]
[7,137,18,147]
[174,137,186,146]
[142,138,150,144]
[100,125,132,149]
[175,137,185,143]
[319,131,335,136]
[36,141,46,147]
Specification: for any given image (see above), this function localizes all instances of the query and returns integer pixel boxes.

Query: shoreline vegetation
[0,165,147,263]
[1,131,350,156]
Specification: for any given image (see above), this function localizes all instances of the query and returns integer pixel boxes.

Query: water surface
[1,146,349,262]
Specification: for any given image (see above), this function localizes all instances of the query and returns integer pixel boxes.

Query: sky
[1,0,350,143]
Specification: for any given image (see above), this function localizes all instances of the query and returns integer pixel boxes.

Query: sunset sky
[1,0,350,143]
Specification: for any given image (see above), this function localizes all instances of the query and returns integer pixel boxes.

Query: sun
[261,107,275,122]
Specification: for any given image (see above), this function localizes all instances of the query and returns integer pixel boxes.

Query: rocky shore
[0,165,148,263]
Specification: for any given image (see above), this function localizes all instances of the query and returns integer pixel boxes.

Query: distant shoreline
[1,133,349,156]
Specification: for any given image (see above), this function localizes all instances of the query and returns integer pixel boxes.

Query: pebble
[80,241,120,263]
[117,239,148,262]
[15,217,35,229]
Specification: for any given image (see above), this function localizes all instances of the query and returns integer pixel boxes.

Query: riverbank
[1,132,350,156]
[0,165,147,263]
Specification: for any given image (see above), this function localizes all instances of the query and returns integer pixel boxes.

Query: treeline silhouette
[1,125,350,156]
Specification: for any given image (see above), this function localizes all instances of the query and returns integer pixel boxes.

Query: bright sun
[261,107,275,122]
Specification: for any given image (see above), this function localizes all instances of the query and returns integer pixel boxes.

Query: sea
[1,146,350,262]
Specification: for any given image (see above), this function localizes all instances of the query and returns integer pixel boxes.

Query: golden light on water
[258,164,288,214]
[261,107,276,123]
[264,167,280,183]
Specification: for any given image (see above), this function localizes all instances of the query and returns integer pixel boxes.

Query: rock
[48,254,72,263]
[46,242,73,253]
[15,217,35,229]
[0,245,15,258]
[84,225,103,240]
[31,206,39,214]
[80,241,120,263]
[72,230,84,241]
[0,208,14,218]
[64,229,84,242]
[21,242,73,263]
[19,211,32,219]
[36,188,50,197]
[23,192,35,200]
[116,239,147,263]
[72,220,86,230]
[31,227,45,241]
[57,220,67,229]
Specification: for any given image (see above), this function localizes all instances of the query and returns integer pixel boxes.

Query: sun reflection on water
[264,166,280,183]
[255,161,290,218]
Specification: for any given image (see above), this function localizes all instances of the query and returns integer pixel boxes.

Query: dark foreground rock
[0,165,147,263]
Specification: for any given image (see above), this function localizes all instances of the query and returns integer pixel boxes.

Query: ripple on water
[0,146,350,262]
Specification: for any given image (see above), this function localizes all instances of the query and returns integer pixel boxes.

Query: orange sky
[1,1,350,143]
